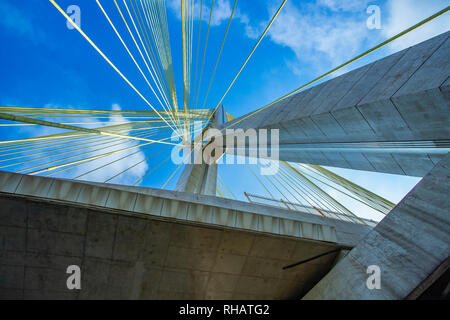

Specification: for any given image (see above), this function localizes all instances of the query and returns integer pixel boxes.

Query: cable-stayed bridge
[0,1,449,300]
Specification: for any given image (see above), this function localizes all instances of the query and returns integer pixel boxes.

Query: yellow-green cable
[195,0,215,109]
[49,0,177,133]
[221,6,450,132]
[203,0,238,106]
[209,0,287,121]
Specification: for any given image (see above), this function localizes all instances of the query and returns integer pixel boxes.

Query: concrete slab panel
[159,268,209,294]
[140,221,172,267]
[310,113,347,138]
[391,153,436,177]
[279,219,302,238]
[85,212,117,259]
[15,175,53,198]
[210,207,236,228]
[133,193,163,216]
[333,49,407,111]
[0,196,27,227]
[47,179,83,203]
[213,253,247,274]
[250,236,296,260]
[28,204,87,235]
[187,203,214,224]
[313,64,372,115]
[357,100,414,141]
[161,199,189,220]
[331,106,376,137]
[257,215,280,234]
[235,211,259,231]
[165,246,217,271]
[0,171,22,194]
[395,33,450,96]
[169,224,222,251]
[360,32,447,105]
[0,226,26,252]
[76,185,110,207]
[206,273,239,293]
[363,153,405,175]
[112,216,147,262]
[339,152,375,172]
[27,228,84,257]
[24,266,68,292]
[391,88,450,139]
[105,189,137,212]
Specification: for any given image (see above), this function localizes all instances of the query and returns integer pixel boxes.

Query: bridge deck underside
[0,194,343,299]
[0,171,370,299]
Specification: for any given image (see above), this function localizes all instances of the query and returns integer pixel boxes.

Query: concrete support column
[175,105,225,196]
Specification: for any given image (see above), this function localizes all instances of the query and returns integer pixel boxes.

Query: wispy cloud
[317,0,370,12]
[382,0,450,52]
[244,1,371,75]
[243,0,449,76]
[167,0,248,26]
[0,0,46,44]
[15,104,150,185]
[69,104,149,185]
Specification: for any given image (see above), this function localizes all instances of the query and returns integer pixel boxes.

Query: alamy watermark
[66,265,81,290]
[366,5,382,30]
[171,122,280,175]
[366,265,381,290]
[66,5,81,30]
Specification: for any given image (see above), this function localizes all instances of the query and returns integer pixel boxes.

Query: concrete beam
[0,170,372,300]
[302,152,450,299]
[0,170,371,247]
[224,32,450,177]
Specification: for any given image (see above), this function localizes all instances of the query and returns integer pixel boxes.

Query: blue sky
[0,0,449,220]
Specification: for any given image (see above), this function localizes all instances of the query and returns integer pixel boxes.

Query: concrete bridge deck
[0,170,370,299]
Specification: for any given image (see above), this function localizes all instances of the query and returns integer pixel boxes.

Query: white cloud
[15,104,150,186]
[382,0,450,52]
[243,0,449,76]
[245,1,371,74]
[70,104,149,185]
[167,0,248,26]
[317,0,370,12]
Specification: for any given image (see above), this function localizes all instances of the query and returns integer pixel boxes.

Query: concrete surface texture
[303,152,450,299]
[0,170,370,299]
[224,31,450,177]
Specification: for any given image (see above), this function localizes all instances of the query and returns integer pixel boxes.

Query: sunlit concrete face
[224,31,450,177]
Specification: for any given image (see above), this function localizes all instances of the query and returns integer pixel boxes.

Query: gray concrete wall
[224,31,450,177]
[303,152,450,299]
[0,170,372,299]
[0,191,346,300]
[0,170,371,247]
